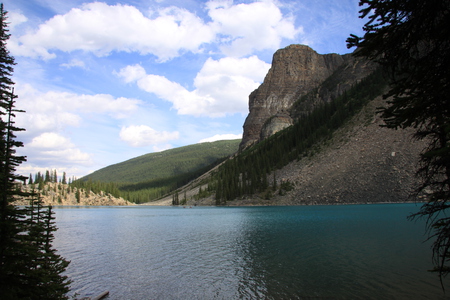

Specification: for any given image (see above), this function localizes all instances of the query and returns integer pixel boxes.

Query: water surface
[53,204,449,299]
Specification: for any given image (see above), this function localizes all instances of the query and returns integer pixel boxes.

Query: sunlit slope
[83,139,241,183]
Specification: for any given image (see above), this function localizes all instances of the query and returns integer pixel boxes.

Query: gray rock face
[260,110,293,140]
[240,44,352,149]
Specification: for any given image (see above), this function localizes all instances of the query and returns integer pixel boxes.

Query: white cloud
[119,56,270,117]
[38,148,93,165]
[9,2,215,61]
[28,132,74,149]
[116,64,147,83]
[9,1,300,60]
[60,58,86,69]
[14,84,141,135]
[9,11,28,30]
[25,132,93,166]
[207,0,302,57]
[193,56,271,115]
[119,125,179,147]
[17,164,83,181]
[199,133,242,143]
[135,73,216,116]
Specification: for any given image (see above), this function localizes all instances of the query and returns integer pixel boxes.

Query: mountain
[241,44,376,150]
[149,44,424,206]
[82,139,241,183]
[72,44,424,206]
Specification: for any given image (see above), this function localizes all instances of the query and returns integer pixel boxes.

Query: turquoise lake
[53,204,450,299]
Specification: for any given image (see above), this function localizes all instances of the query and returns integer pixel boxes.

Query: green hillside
[83,139,241,183]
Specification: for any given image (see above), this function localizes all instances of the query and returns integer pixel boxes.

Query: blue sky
[4,0,365,179]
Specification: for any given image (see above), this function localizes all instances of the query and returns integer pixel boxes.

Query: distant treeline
[26,170,74,186]
[212,67,387,203]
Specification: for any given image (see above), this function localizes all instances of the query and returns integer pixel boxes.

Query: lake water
[53,204,449,299]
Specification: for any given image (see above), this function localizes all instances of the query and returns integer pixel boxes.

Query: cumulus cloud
[116,64,147,83]
[199,133,242,143]
[119,125,179,147]
[9,1,300,60]
[28,132,73,149]
[14,84,141,136]
[118,56,270,117]
[192,56,271,115]
[207,0,302,57]
[26,132,93,166]
[9,2,215,61]
[8,11,28,30]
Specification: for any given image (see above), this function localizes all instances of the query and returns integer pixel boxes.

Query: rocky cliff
[240,44,376,150]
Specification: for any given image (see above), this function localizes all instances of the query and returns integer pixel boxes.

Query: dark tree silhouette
[347,0,450,284]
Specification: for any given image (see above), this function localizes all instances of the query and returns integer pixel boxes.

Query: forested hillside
[71,139,240,203]
[84,139,240,182]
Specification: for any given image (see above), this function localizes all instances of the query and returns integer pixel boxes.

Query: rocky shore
[13,182,134,206]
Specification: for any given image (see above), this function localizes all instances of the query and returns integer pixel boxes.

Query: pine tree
[0,5,71,299]
[45,170,50,183]
[347,0,450,283]
[0,5,27,295]
[75,189,81,203]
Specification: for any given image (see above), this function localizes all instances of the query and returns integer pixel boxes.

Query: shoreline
[129,200,422,207]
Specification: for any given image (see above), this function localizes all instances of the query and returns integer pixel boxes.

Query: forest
[68,144,235,203]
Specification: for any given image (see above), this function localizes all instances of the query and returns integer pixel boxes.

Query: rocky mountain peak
[240,44,353,150]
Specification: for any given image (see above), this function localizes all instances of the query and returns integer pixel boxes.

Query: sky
[4,0,366,179]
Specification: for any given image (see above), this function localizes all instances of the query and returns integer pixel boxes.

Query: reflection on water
[53,204,449,299]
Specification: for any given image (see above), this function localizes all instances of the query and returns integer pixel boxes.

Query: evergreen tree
[0,6,27,296]
[19,194,71,299]
[35,171,42,184]
[347,0,450,283]
[75,189,81,203]
[0,5,71,299]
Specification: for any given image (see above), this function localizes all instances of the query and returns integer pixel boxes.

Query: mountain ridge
[82,139,240,183]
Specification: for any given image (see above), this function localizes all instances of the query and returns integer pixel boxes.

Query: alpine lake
[53,203,450,299]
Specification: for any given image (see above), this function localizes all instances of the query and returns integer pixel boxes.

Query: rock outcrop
[240,44,376,150]
[13,182,134,206]
[260,110,293,140]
